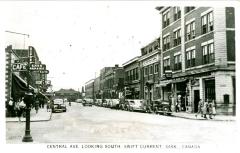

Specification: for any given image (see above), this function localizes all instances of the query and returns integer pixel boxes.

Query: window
[174,54,182,70]
[174,7,181,21]
[163,58,170,72]
[154,43,159,50]
[174,29,181,46]
[149,47,153,53]
[186,21,195,41]
[154,63,159,73]
[185,7,195,14]
[135,68,139,80]
[186,49,195,68]
[202,43,214,64]
[201,11,213,34]
[163,11,170,28]
[149,65,153,75]
[163,35,170,51]
[125,72,128,81]
[144,67,148,76]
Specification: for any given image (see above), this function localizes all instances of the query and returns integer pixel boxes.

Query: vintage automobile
[109,99,120,109]
[52,99,67,113]
[128,99,145,112]
[152,99,172,115]
[101,99,108,107]
[82,99,93,106]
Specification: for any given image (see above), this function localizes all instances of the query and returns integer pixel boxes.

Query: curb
[171,114,235,121]
[6,112,52,123]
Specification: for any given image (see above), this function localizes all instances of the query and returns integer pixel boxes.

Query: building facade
[139,38,161,102]
[99,65,124,99]
[85,79,95,99]
[5,45,51,117]
[122,56,140,99]
[156,7,235,115]
[54,88,80,102]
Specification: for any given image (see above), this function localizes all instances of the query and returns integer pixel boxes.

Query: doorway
[194,90,200,113]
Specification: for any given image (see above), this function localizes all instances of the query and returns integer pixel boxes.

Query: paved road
[6,102,238,144]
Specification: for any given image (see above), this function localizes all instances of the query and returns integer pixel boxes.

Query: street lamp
[22,46,33,142]
[22,91,33,142]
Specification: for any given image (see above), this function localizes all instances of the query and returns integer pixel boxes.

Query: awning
[171,78,187,84]
[12,73,50,101]
[158,80,172,87]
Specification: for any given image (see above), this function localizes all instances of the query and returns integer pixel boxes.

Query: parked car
[101,99,108,107]
[110,99,120,109]
[75,99,83,103]
[52,99,67,113]
[128,99,145,112]
[82,99,93,106]
[152,99,172,115]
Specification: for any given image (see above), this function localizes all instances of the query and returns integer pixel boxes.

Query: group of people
[195,99,216,119]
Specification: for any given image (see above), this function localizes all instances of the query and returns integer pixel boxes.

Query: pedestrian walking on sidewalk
[212,100,216,117]
[202,99,209,119]
[35,99,39,114]
[15,98,26,122]
[195,99,203,118]
[208,100,215,119]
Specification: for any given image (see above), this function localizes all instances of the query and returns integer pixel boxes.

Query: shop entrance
[205,79,215,101]
[194,90,200,113]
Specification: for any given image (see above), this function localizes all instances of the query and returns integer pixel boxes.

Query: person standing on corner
[202,99,209,119]
[195,99,203,118]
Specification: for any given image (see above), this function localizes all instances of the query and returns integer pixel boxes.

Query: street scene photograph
[1,0,239,152]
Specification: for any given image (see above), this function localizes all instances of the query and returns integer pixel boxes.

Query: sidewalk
[171,112,236,121]
[6,108,52,122]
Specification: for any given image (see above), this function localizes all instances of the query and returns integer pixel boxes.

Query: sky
[2,1,161,91]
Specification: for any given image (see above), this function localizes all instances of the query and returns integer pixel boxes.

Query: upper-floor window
[202,43,214,64]
[154,43,159,50]
[186,49,195,68]
[125,72,128,81]
[185,7,195,14]
[135,68,139,80]
[144,67,148,76]
[186,21,195,41]
[163,58,170,72]
[173,29,181,46]
[163,35,170,51]
[163,11,170,28]
[174,7,181,21]
[201,11,213,34]
[149,65,154,75]
[174,54,182,70]
[149,47,153,53]
[154,63,159,74]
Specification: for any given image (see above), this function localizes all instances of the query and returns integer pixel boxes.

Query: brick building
[139,38,161,101]
[156,7,235,115]
[122,56,140,99]
[85,79,95,99]
[99,65,124,99]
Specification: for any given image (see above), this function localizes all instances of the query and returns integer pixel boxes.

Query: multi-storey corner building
[5,45,51,117]
[99,65,124,99]
[156,7,235,115]
[139,38,161,101]
[122,56,140,99]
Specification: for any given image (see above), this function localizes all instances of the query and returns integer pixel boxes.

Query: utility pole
[5,30,30,49]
